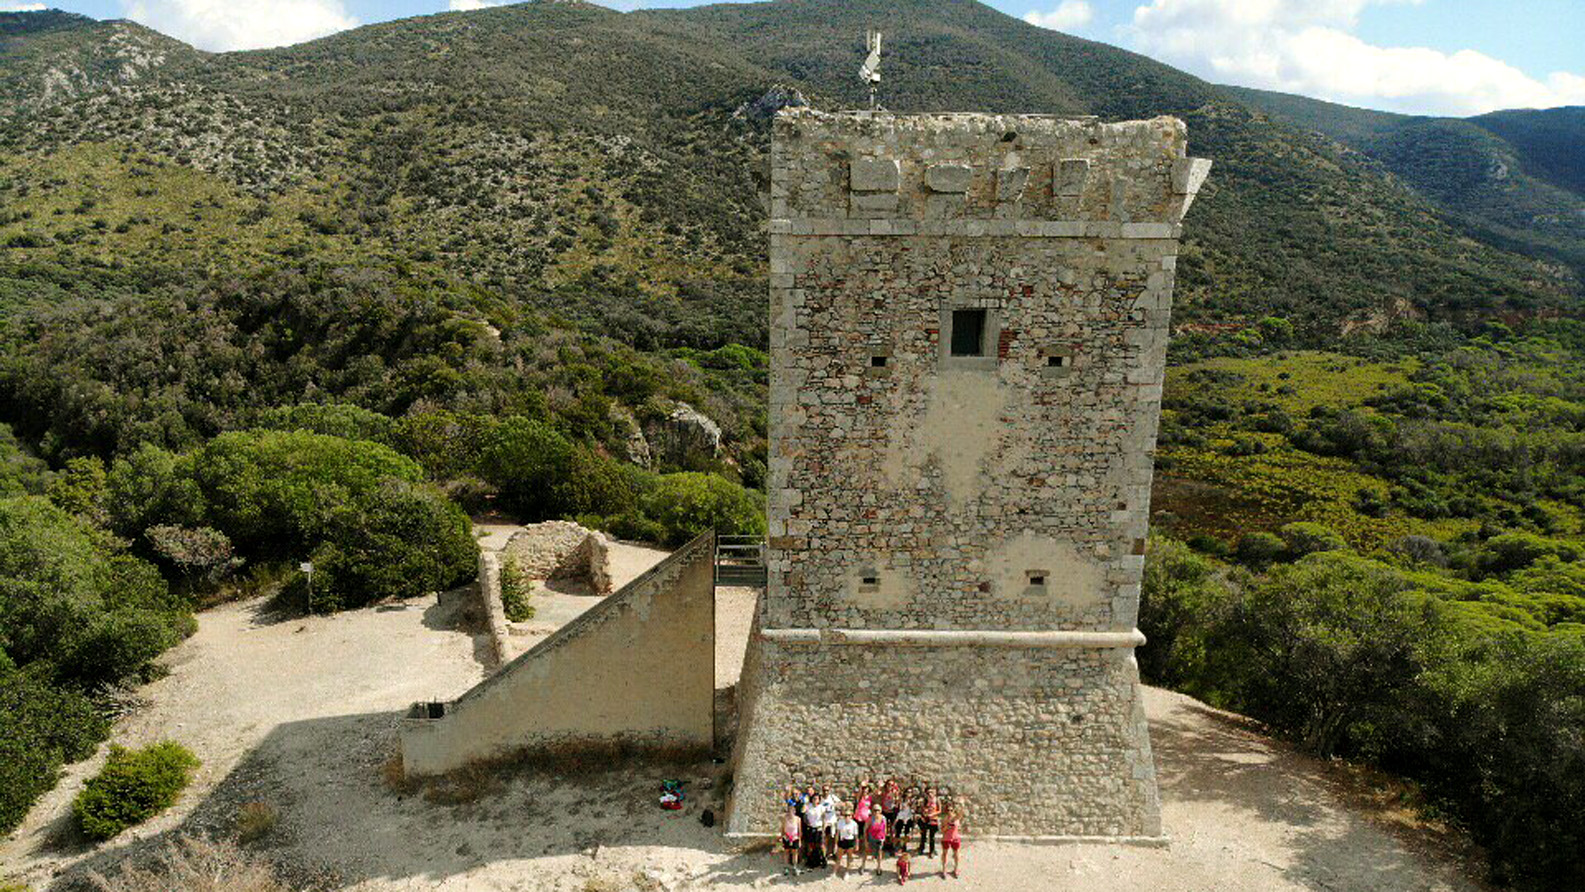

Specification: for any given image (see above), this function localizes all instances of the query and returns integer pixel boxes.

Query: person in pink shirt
[860,808,889,876]
[779,804,802,876]
[940,807,964,878]
[853,783,873,829]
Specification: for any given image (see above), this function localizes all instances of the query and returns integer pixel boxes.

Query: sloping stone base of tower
[726,631,1163,841]
[399,532,716,777]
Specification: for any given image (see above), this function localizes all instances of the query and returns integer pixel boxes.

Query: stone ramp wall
[400,531,716,777]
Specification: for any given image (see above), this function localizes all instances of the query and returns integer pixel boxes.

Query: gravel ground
[2,541,1482,892]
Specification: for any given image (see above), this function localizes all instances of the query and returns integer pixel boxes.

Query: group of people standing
[777,778,965,882]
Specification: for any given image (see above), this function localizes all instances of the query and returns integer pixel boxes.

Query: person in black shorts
[835,807,861,877]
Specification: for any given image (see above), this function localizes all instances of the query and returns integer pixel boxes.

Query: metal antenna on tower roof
[860,29,883,110]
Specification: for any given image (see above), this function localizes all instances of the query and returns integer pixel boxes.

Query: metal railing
[714,535,768,587]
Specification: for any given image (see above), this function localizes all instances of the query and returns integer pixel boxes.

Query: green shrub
[1278,521,1348,557]
[477,416,576,519]
[0,668,109,832]
[1234,531,1286,567]
[74,741,200,840]
[106,444,204,539]
[1220,553,1441,757]
[187,430,424,555]
[1475,532,1584,578]
[0,496,185,688]
[252,403,396,445]
[641,472,764,546]
[1138,536,1236,692]
[304,483,477,612]
[499,558,534,622]
[46,457,107,524]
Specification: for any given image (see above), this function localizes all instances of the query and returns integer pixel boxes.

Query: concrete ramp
[400,531,716,776]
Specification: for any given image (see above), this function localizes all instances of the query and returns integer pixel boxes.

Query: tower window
[1046,355,1069,368]
[950,309,988,357]
[871,354,888,368]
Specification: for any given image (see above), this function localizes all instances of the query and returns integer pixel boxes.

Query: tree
[1226,554,1441,758]
[306,482,477,612]
[145,526,242,589]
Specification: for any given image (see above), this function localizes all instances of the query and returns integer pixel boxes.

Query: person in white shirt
[834,807,861,877]
[801,787,825,865]
[820,786,841,858]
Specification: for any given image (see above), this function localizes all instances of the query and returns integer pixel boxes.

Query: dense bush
[0,667,108,832]
[185,430,425,555]
[477,415,635,521]
[1277,522,1348,558]
[73,741,200,840]
[305,482,476,612]
[0,496,187,687]
[105,431,479,611]
[641,472,764,546]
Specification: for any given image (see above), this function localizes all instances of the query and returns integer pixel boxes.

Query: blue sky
[5,1,1582,116]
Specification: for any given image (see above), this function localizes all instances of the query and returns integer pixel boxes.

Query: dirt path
[2,555,1481,892]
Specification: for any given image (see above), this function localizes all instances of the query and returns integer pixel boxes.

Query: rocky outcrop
[609,406,652,469]
[735,84,808,122]
[644,402,722,469]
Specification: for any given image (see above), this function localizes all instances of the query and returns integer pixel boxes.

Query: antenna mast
[860,29,883,110]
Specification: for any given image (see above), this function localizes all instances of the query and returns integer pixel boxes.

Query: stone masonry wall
[501,520,612,596]
[401,532,715,776]
[728,110,1208,839]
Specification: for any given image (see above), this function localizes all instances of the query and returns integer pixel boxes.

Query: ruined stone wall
[501,520,612,596]
[728,110,1208,839]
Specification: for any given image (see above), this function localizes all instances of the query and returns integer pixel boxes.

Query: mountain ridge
[0,0,1578,349]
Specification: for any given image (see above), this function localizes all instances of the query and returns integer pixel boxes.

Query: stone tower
[727,109,1209,840]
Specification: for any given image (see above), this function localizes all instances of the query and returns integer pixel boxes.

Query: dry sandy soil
[2,536,1483,892]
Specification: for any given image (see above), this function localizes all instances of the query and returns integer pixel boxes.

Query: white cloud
[1127,0,1585,115]
[449,0,509,9]
[122,0,359,52]
[0,3,48,11]
[1024,1,1095,32]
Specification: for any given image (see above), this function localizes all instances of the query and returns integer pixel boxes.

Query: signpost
[300,561,314,613]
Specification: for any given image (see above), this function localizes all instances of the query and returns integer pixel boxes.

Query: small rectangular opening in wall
[950,309,988,357]
[870,355,888,368]
[861,575,879,586]
[1041,346,1076,377]
[1026,570,1048,587]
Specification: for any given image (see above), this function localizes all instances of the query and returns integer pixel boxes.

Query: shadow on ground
[48,692,1475,891]
[1148,693,1480,891]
